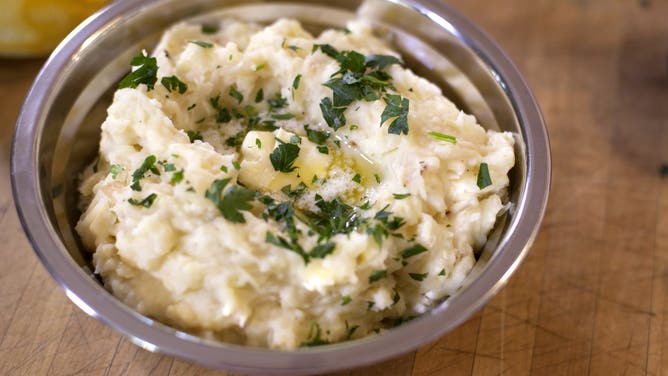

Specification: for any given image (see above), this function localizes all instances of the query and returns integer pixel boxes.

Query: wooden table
[1,0,667,374]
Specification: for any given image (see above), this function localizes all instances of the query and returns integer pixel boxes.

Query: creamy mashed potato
[76,19,515,349]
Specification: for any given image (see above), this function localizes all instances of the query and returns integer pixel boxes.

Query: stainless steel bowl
[11,0,550,374]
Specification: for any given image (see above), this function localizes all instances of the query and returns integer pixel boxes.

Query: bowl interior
[13,0,542,373]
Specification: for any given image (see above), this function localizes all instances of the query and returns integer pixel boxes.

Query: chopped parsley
[304,126,330,145]
[189,40,213,48]
[163,163,176,172]
[118,52,158,90]
[310,242,336,259]
[341,295,352,306]
[393,193,411,200]
[381,94,410,135]
[313,45,406,133]
[392,288,400,305]
[301,322,330,347]
[205,178,255,223]
[186,130,203,143]
[317,146,329,154]
[268,94,288,110]
[131,155,159,191]
[128,193,157,208]
[428,131,457,144]
[293,74,302,90]
[270,140,300,173]
[201,24,219,34]
[374,173,382,184]
[477,162,492,189]
[255,138,262,149]
[170,170,184,185]
[225,131,245,147]
[110,164,122,179]
[254,89,264,103]
[401,244,427,259]
[409,272,428,282]
[232,160,241,170]
[220,165,228,173]
[229,87,243,104]
[319,97,346,130]
[161,76,187,94]
[352,173,362,184]
[438,269,446,276]
[271,113,296,120]
[187,103,196,111]
[369,270,387,283]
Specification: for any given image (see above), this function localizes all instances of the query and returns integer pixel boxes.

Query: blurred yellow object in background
[0,0,109,57]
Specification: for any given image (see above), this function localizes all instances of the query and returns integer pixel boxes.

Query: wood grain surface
[1,0,667,375]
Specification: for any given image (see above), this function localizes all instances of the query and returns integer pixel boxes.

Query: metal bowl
[11,0,550,374]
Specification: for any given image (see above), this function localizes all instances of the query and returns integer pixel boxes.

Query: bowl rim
[11,0,550,373]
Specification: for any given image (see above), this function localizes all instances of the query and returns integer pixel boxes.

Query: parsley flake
[229,87,243,103]
[270,140,300,173]
[301,322,330,347]
[393,193,411,200]
[401,244,427,259]
[189,40,213,48]
[110,164,122,179]
[381,94,410,135]
[477,162,492,189]
[131,155,159,191]
[428,131,457,144]
[170,170,184,184]
[369,270,387,283]
[352,173,362,184]
[128,193,157,208]
[186,130,203,143]
[118,52,158,90]
[161,76,187,94]
[201,24,219,34]
[293,74,302,90]
[409,272,428,281]
[205,178,255,223]
[254,89,264,103]
[341,295,352,306]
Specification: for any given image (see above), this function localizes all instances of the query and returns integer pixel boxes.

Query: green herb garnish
[301,322,330,347]
[187,130,203,143]
[128,193,157,208]
[400,244,427,259]
[161,76,187,94]
[428,131,457,144]
[341,295,352,306]
[131,155,159,191]
[409,272,428,281]
[393,193,411,200]
[229,87,243,104]
[110,164,122,179]
[305,125,330,144]
[381,94,410,135]
[254,89,264,103]
[477,162,492,189]
[352,173,362,184]
[205,178,255,223]
[369,270,387,283]
[201,24,219,34]
[170,170,184,184]
[118,52,158,90]
[190,40,213,48]
[293,74,302,90]
[270,140,300,173]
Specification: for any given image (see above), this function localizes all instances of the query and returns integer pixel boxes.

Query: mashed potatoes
[76,18,515,349]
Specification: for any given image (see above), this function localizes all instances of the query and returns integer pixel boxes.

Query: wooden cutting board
[1,0,667,374]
